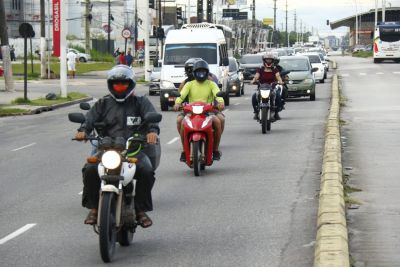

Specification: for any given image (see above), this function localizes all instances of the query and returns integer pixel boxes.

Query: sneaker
[253,113,259,120]
[180,152,186,162]
[274,112,281,120]
[213,151,221,161]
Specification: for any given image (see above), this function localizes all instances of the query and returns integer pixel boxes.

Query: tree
[0,0,14,91]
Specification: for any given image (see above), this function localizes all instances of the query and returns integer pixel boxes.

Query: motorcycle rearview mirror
[68,113,86,123]
[169,91,181,98]
[143,112,163,123]
[79,102,91,110]
[216,91,225,98]
[311,67,319,73]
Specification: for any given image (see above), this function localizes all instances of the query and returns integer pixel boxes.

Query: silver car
[148,66,161,95]
[68,48,91,62]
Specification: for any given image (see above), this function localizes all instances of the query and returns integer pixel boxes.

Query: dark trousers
[81,152,155,212]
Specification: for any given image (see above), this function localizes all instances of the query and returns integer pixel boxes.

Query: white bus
[159,24,230,110]
[373,21,400,63]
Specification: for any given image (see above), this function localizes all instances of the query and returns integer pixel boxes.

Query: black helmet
[107,65,136,102]
[192,59,209,82]
[184,58,200,79]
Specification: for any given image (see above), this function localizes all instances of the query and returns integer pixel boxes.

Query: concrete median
[314,74,349,267]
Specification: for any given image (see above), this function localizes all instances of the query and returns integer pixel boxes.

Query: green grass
[0,105,28,115]
[8,62,114,77]
[352,51,373,58]
[12,92,88,107]
[90,50,115,62]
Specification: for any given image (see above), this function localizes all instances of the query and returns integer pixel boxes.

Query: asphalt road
[0,73,332,266]
[337,56,400,266]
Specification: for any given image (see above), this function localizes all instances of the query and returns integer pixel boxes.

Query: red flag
[53,0,61,57]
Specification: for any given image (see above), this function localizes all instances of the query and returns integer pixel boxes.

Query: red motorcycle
[174,92,224,176]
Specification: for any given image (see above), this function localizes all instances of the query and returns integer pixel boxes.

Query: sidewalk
[0,66,145,106]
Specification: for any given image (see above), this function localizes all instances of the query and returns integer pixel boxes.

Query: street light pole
[107,0,111,53]
[382,0,386,22]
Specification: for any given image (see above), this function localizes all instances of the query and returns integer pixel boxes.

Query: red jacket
[119,54,127,65]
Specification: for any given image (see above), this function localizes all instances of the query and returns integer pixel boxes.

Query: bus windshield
[164,43,217,65]
[379,25,400,42]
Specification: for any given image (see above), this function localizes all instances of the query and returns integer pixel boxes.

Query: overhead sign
[122,28,132,39]
[236,12,248,20]
[222,9,239,18]
[263,18,274,25]
[52,0,60,57]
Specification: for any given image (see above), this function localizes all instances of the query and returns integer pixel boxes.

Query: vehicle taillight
[374,42,379,53]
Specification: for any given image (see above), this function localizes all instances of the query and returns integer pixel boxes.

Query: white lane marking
[359,73,366,76]
[234,103,240,106]
[0,224,37,245]
[340,73,349,77]
[302,241,316,248]
[12,143,36,152]
[224,108,230,112]
[78,191,83,195]
[167,137,179,145]
[394,71,400,74]
[376,72,384,75]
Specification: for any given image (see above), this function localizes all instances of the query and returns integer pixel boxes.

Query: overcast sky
[176,0,400,37]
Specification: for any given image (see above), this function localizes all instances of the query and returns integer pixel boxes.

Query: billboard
[263,18,274,25]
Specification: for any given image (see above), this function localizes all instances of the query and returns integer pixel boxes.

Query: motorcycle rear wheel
[99,192,117,263]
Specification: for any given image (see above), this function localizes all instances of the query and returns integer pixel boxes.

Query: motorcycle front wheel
[99,192,117,263]
[192,141,201,176]
[260,107,269,134]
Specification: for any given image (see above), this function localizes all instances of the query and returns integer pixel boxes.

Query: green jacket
[175,79,224,105]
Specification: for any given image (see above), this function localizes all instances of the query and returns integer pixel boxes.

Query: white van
[159,24,230,111]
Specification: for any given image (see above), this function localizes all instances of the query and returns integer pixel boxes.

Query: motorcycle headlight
[260,90,270,99]
[101,150,121,170]
[160,80,176,89]
[192,106,204,114]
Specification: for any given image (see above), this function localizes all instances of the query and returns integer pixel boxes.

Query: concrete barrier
[314,74,349,267]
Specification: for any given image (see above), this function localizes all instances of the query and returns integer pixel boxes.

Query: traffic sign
[222,9,239,18]
[103,24,112,33]
[122,28,132,39]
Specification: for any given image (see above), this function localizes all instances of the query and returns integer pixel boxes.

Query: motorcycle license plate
[168,97,176,102]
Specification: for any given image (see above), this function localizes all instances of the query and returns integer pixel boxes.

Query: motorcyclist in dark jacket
[75,65,160,228]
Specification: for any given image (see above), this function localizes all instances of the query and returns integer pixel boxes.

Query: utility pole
[285,0,288,47]
[252,0,256,50]
[273,0,277,31]
[40,0,46,78]
[158,0,164,58]
[144,0,150,81]
[135,0,138,55]
[107,0,111,54]
[382,0,386,22]
[0,0,14,91]
[85,0,91,54]
[60,0,68,97]
[299,19,302,43]
[375,0,378,27]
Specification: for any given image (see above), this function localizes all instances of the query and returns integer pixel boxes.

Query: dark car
[227,57,244,96]
[239,54,263,81]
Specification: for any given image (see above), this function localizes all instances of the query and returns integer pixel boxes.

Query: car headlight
[101,150,121,170]
[160,80,175,89]
[303,78,313,84]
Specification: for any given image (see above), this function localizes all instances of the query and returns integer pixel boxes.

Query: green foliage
[68,44,85,53]
[90,49,115,62]
[0,106,28,115]
[12,97,31,104]
[352,51,373,58]
[67,34,80,40]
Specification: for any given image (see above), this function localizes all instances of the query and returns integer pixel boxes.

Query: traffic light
[176,7,183,22]
[207,0,213,23]
[149,0,155,9]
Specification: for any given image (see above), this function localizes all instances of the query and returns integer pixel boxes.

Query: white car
[301,53,326,83]
[68,48,91,62]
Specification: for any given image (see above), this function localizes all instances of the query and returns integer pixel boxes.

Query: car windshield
[306,55,321,64]
[229,59,238,72]
[164,43,217,65]
[279,58,310,72]
[239,55,262,64]
[153,67,161,72]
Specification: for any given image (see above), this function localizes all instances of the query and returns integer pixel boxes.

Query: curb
[314,74,349,267]
[0,97,93,117]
